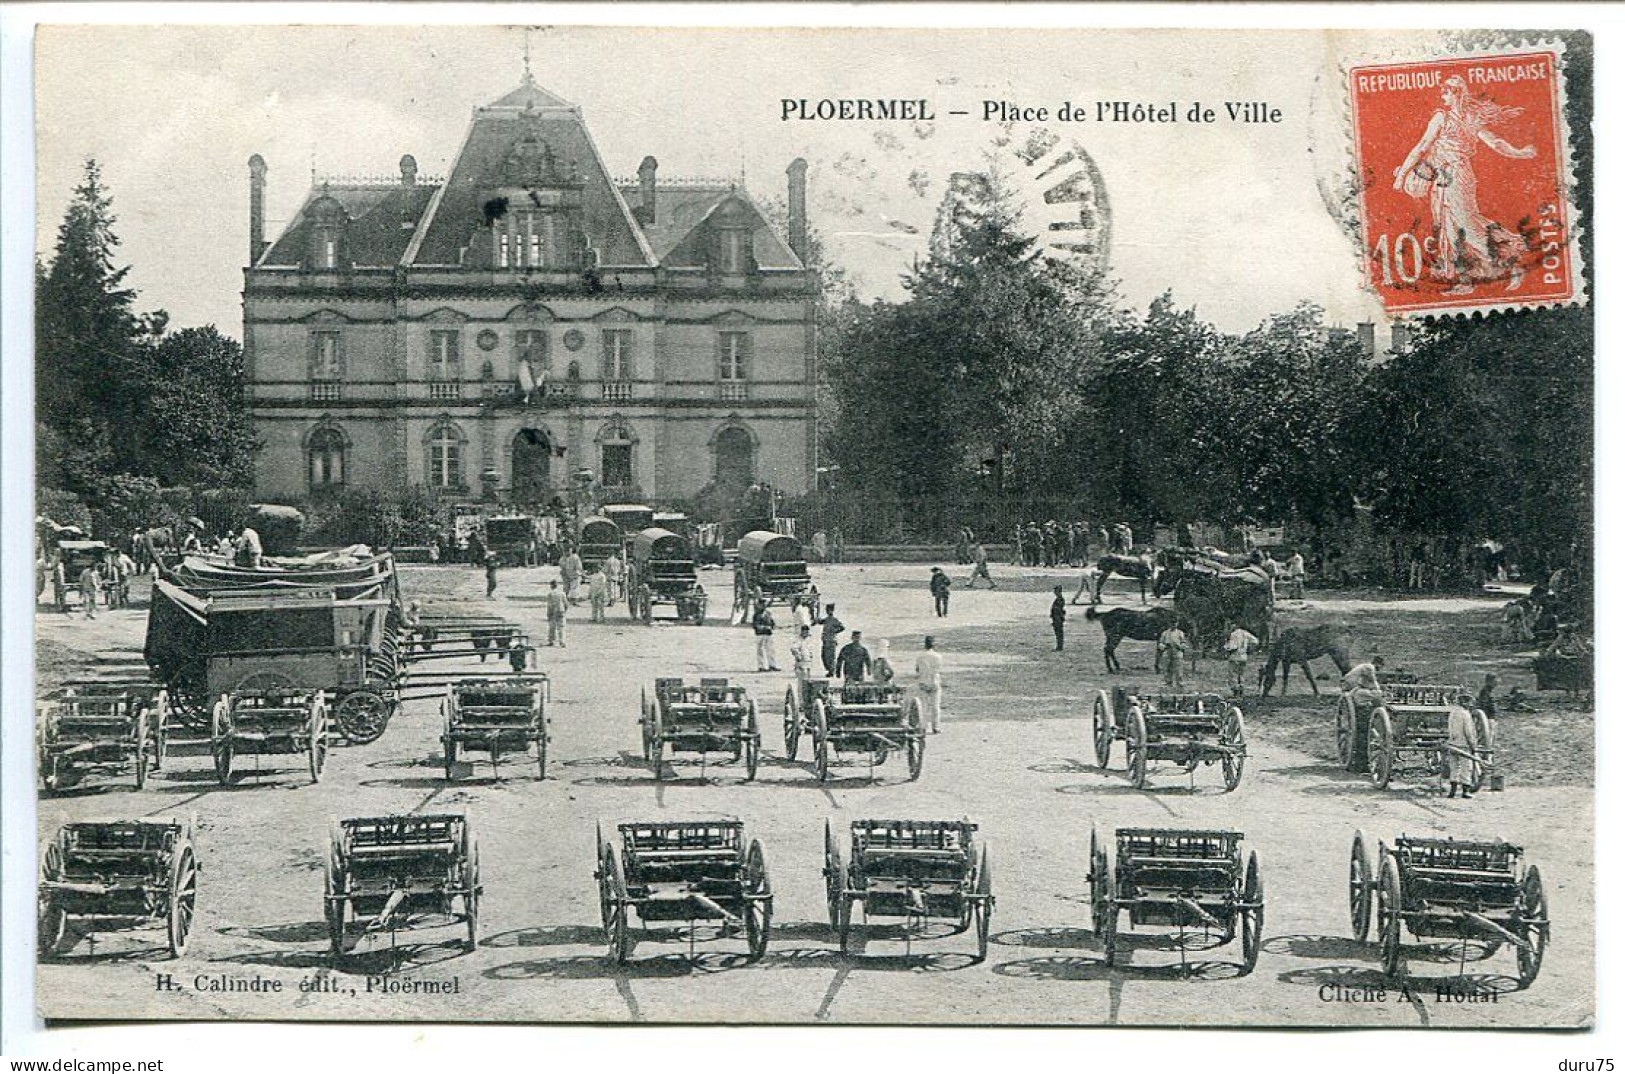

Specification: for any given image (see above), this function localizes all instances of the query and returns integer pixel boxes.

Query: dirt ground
[33,563,1593,1026]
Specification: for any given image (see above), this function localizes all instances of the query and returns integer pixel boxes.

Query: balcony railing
[719,381,748,402]
[601,381,633,402]
[310,382,343,402]
[428,381,462,401]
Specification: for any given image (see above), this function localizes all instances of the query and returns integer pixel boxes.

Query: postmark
[1348,48,1580,316]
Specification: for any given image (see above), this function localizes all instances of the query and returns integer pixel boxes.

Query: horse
[1154,556,1274,654]
[1090,554,1157,604]
[1086,605,1180,673]
[1258,624,1353,696]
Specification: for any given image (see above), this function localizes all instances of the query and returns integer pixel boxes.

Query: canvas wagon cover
[737,531,804,564]
[631,528,690,562]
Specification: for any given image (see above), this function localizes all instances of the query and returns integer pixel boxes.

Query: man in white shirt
[915,636,944,733]
[791,625,815,683]
[237,525,263,567]
[1222,625,1261,696]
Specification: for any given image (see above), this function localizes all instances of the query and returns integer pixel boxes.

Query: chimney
[248,154,268,265]
[636,155,658,226]
[787,158,808,263]
[400,154,418,187]
[1356,321,1376,360]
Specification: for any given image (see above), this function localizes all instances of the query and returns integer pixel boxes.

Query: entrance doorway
[512,428,552,502]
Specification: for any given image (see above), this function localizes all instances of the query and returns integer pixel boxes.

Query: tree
[138,327,259,488]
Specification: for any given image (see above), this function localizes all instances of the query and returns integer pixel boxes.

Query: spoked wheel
[1335,694,1356,769]
[640,689,653,761]
[783,686,802,760]
[1377,853,1405,979]
[973,846,993,961]
[335,689,391,746]
[1088,825,1109,937]
[324,830,348,957]
[812,700,831,782]
[167,842,198,958]
[1368,708,1394,790]
[1239,850,1263,975]
[1347,830,1374,941]
[743,840,773,962]
[1516,866,1548,988]
[37,841,67,958]
[211,697,234,786]
[823,820,845,934]
[464,842,481,951]
[442,702,458,781]
[905,698,926,781]
[1126,707,1149,789]
[1468,708,1495,792]
[1220,706,1246,792]
[1092,690,1115,768]
[535,722,549,781]
[133,710,150,790]
[600,843,632,964]
[308,695,328,784]
[743,701,760,782]
[650,708,666,781]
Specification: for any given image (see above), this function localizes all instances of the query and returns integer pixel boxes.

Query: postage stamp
[1348,48,1580,316]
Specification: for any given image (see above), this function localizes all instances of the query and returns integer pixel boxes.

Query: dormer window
[493,210,553,269]
[719,229,750,274]
[305,194,348,272]
[321,236,337,269]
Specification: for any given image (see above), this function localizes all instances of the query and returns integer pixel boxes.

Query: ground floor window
[308,426,345,488]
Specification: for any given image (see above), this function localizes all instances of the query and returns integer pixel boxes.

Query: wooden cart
[823,819,993,959]
[324,814,481,958]
[440,674,550,780]
[639,677,760,781]
[1091,688,1246,791]
[38,817,198,960]
[38,680,169,794]
[783,678,924,782]
[209,687,328,785]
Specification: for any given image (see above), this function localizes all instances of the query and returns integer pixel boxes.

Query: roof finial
[522,27,534,84]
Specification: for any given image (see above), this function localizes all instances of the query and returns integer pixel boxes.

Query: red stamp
[1349,49,1578,315]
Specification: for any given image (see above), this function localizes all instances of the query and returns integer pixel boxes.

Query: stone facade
[244,76,817,506]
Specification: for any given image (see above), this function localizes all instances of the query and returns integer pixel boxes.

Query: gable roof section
[620,184,802,269]
[259,183,440,268]
[411,88,653,268]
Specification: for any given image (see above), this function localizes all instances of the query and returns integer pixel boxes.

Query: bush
[37,488,93,533]
[92,473,171,541]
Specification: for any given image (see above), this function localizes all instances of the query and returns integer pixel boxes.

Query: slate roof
[259,183,439,268]
[616,183,803,269]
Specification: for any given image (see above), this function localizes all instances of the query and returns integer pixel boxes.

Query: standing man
[836,630,872,683]
[791,625,816,683]
[559,545,584,603]
[1445,700,1481,798]
[916,636,944,733]
[1050,585,1068,652]
[1157,620,1191,690]
[967,542,995,589]
[78,560,101,619]
[1285,549,1307,601]
[587,567,609,623]
[752,599,780,672]
[929,567,952,618]
[1222,623,1261,697]
[485,551,500,598]
[545,579,569,648]
[605,548,625,605]
[820,604,845,676]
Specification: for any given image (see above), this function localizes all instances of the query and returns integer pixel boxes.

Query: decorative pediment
[419,307,471,324]
[500,124,583,189]
[300,308,354,325]
[706,310,762,326]
[589,306,640,323]
[502,302,557,323]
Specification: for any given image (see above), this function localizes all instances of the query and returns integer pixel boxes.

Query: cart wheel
[442,702,457,780]
[1088,824,1108,937]
[1335,694,1355,769]
[167,842,197,958]
[905,698,926,781]
[974,846,993,962]
[812,699,831,782]
[744,839,772,961]
[1349,830,1374,941]
[134,708,150,790]
[743,700,760,782]
[211,697,234,786]
[465,842,481,951]
[1377,853,1405,979]
[1126,706,1148,789]
[639,689,652,761]
[650,707,666,780]
[1368,707,1394,790]
[1239,850,1263,975]
[1092,690,1115,768]
[1467,708,1494,792]
[601,844,632,964]
[334,689,391,745]
[1516,865,1548,988]
[536,724,548,781]
[308,694,327,784]
[324,830,348,957]
[823,821,845,933]
[38,840,67,958]
[1220,706,1246,792]
[783,686,801,760]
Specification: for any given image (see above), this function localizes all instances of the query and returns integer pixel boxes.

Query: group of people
[37,546,137,618]
[989,520,1137,569]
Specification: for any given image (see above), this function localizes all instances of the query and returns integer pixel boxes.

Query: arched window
[425,422,466,490]
[713,424,755,491]
[308,426,346,489]
[512,428,552,501]
[598,420,637,490]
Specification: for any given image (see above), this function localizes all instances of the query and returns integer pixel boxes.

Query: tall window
[719,331,749,401]
[428,329,461,400]
[719,229,749,274]
[308,427,346,488]
[427,424,464,490]
[602,329,633,400]
[310,331,343,401]
[494,211,550,269]
[600,424,635,489]
[321,236,337,269]
[515,329,549,373]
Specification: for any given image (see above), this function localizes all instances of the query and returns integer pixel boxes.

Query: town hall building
[242,74,818,507]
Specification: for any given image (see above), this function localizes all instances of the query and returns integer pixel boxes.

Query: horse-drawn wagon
[576,515,624,571]
[626,528,708,625]
[324,814,481,958]
[38,816,198,959]
[730,530,812,625]
[1089,826,1264,972]
[1090,687,1247,791]
[52,540,111,611]
[37,680,169,794]
[1338,682,1495,791]
[1154,554,1274,655]
[1348,831,1547,986]
[440,675,550,780]
[639,677,761,781]
[209,687,328,785]
[594,820,772,963]
[783,679,925,782]
[823,819,993,959]
[483,514,537,566]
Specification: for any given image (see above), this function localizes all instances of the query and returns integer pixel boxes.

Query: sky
[33,24,1405,335]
